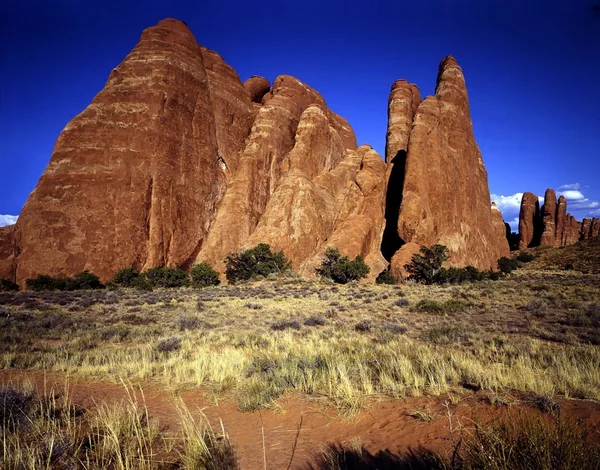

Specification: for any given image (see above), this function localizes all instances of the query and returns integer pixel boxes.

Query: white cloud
[559,190,585,201]
[0,215,18,227]
[490,193,526,232]
[558,183,580,191]
[490,193,524,213]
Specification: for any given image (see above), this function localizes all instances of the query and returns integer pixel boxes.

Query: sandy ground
[2,370,599,469]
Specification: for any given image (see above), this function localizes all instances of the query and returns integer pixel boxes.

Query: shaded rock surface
[556,195,567,247]
[4,20,512,285]
[540,189,557,247]
[0,225,16,281]
[518,192,541,249]
[243,76,270,103]
[592,218,600,239]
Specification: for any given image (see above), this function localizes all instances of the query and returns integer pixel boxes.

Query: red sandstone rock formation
[9,19,256,284]
[194,75,360,274]
[518,192,541,249]
[517,189,598,249]
[555,195,567,247]
[385,80,421,164]
[540,189,557,247]
[491,203,509,248]
[592,218,600,238]
[2,20,513,285]
[581,218,592,240]
[564,215,582,246]
[388,56,510,277]
[243,76,270,103]
[0,225,15,281]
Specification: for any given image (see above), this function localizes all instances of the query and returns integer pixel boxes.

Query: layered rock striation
[517,189,598,249]
[1,19,512,285]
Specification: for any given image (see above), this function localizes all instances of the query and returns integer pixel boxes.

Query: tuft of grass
[0,382,241,470]
[407,407,438,422]
[413,299,470,315]
[354,319,372,332]
[156,336,182,353]
[423,324,470,345]
[449,415,600,470]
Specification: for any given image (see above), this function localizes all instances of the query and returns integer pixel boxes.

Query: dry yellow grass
[1,267,599,414]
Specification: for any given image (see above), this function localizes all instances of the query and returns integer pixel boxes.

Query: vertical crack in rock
[380,150,406,261]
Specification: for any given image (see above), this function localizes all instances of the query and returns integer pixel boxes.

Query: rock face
[540,189,557,247]
[9,19,258,284]
[2,20,513,285]
[194,75,364,275]
[518,192,541,249]
[243,76,270,103]
[385,80,421,164]
[0,225,16,281]
[556,195,567,247]
[592,218,600,239]
[581,218,592,240]
[517,189,598,249]
[564,216,582,246]
[387,56,510,276]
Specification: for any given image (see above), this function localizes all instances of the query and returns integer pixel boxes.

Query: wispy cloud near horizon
[0,215,18,227]
[558,183,581,191]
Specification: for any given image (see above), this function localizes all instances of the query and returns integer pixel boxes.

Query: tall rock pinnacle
[540,188,557,246]
[387,56,510,276]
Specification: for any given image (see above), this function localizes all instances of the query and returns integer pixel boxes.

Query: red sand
[2,370,599,469]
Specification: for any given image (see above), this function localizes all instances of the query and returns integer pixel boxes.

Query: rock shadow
[380,150,407,262]
[304,443,444,470]
[530,200,543,248]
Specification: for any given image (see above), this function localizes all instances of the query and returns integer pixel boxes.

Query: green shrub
[26,274,59,291]
[414,299,470,314]
[225,243,290,283]
[404,245,496,284]
[375,269,396,285]
[0,278,19,291]
[316,247,370,284]
[190,263,220,288]
[516,251,536,263]
[498,256,518,274]
[423,324,469,344]
[66,270,103,290]
[143,267,189,288]
[404,244,449,284]
[436,265,490,284]
[25,271,103,291]
[111,267,140,287]
[131,276,153,291]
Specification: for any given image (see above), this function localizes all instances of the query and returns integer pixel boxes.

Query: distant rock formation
[517,189,598,249]
[540,189,557,247]
[0,19,512,285]
[386,56,510,277]
[518,192,541,249]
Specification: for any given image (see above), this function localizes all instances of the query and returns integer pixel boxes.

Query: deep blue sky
[1,0,599,229]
